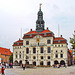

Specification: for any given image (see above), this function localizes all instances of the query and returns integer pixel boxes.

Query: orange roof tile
[23,30,54,39]
[13,39,23,46]
[53,37,67,44]
[26,29,51,34]
[0,47,11,56]
[69,50,73,56]
[54,37,65,40]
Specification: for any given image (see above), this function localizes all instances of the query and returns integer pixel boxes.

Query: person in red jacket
[1,66,5,75]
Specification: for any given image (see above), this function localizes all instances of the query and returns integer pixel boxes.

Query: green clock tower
[36,4,45,32]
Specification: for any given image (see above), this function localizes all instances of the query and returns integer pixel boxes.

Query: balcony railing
[30,43,47,47]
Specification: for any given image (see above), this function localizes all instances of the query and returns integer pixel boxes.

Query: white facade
[13,34,68,66]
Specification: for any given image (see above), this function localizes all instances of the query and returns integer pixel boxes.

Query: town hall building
[13,4,68,66]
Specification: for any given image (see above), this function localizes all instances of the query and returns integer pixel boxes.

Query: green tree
[70,31,75,56]
[9,53,13,63]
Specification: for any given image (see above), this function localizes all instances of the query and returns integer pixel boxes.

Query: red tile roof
[0,47,11,56]
[23,30,54,39]
[53,37,67,44]
[13,39,23,46]
[26,30,51,34]
[69,50,73,56]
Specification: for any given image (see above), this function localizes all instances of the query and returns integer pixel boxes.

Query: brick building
[0,47,11,63]
[67,49,73,66]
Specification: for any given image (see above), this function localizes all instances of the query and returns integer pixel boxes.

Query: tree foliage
[70,31,75,49]
[9,53,13,63]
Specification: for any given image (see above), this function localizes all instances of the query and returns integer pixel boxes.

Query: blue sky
[0,0,75,52]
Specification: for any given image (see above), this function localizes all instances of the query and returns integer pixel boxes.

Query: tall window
[33,48,36,53]
[26,56,29,59]
[48,56,50,59]
[60,54,63,58]
[19,55,21,58]
[41,56,43,59]
[56,50,58,52]
[26,48,29,54]
[47,40,51,44]
[40,47,43,53]
[55,54,58,58]
[19,51,21,53]
[26,41,29,45]
[61,50,63,52]
[47,47,51,53]
[16,55,17,58]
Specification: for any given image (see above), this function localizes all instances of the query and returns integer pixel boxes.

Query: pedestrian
[23,64,25,70]
[4,63,6,69]
[1,66,5,75]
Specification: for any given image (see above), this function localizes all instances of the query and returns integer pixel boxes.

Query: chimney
[60,35,62,37]
[19,38,20,40]
[30,29,32,31]
[47,27,48,30]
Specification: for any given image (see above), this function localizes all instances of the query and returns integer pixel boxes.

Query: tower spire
[36,4,45,32]
[39,3,42,10]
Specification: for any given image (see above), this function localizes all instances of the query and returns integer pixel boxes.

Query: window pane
[33,48,36,53]
[55,54,58,58]
[26,41,29,45]
[40,47,43,53]
[47,40,51,44]
[26,48,29,54]
[47,47,51,53]
[19,55,21,58]
[16,55,17,58]
[60,54,63,58]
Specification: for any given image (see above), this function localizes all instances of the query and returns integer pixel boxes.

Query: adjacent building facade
[0,47,11,63]
[13,5,68,66]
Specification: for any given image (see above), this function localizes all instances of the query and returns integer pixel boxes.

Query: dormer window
[44,33,47,36]
[30,34,32,37]
[58,40,60,43]
[5,51,8,53]
[17,43,19,45]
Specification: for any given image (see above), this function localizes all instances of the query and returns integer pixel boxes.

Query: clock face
[36,38,40,43]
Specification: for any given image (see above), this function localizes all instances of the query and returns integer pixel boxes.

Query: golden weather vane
[40,3,42,9]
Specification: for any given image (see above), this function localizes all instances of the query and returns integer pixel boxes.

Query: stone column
[36,61,40,66]
[44,61,47,66]
[29,61,32,64]
[51,49,54,66]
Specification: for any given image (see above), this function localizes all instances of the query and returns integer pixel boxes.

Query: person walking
[1,66,5,75]
[22,64,26,70]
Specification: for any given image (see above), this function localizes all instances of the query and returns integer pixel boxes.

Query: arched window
[47,47,51,53]
[26,48,29,54]
[48,56,50,59]
[55,54,58,58]
[33,56,36,59]
[40,47,43,53]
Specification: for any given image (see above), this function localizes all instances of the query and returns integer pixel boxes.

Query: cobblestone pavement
[5,66,75,75]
